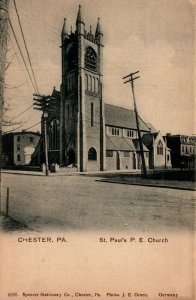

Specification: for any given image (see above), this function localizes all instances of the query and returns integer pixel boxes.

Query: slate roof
[145,122,157,133]
[106,136,149,152]
[105,104,150,132]
[106,136,136,151]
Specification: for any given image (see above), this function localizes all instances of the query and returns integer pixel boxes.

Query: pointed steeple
[95,18,103,36]
[62,18,69,38]
[76,5,85,25]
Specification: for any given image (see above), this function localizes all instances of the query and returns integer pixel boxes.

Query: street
[1,173,195,232]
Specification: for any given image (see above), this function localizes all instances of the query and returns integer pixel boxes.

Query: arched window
[71,74,74,91]
[96,78,99,93]
[85,47,97,71]
[91,103,94,127]
[67,47,78,71]
[88,147,97,161]
[49,119,60,150]
[157,140,163,155]
[89,75,92,91]
[93,77,95,92]
[85,74,88,90]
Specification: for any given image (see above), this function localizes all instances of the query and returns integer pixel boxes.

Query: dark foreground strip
[0,211,34,232]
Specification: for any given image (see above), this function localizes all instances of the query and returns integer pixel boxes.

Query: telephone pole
[33,94,56,176]
[123,71,147,177]
[0,0,9,210]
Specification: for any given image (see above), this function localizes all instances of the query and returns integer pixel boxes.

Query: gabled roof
[105,104,150,132]
[132,139,149,152]
[142,132,159,148]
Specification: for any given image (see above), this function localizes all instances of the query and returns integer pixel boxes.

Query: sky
[4,0,195,135]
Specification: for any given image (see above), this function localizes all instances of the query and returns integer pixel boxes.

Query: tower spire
[62,18,69,38]
[95,17,103,36]
[76,5,85,25]
[95,17,103,45]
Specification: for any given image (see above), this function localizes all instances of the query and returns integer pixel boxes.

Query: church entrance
[67,149,75,166]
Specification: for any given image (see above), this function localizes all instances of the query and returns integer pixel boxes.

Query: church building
[44,6,171,172]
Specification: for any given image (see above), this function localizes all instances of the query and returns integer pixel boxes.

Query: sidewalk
[2,168,140,177]
[1,169,78,176]
[97,176,196,191]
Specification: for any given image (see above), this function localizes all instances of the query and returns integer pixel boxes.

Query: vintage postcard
[0,0,195,300]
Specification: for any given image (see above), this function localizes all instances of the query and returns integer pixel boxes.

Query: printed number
[8,293,18,297]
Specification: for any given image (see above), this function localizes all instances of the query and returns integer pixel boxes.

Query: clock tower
[61,5,105,171]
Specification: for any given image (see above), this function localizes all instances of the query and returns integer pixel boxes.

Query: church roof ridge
[105,103,134,113]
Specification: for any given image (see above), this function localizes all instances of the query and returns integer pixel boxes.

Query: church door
[67,149,75,166]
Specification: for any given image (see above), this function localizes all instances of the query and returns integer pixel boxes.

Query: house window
[17,145,20,151]
[157,141,163,155]
[106,150,113,157]
[17,154,20,161]
[123,151,130,157]
[85,47,97,71]
[112,127,120,136]
[49,119,60,150]
[17,136,20,142]
[167,154,170,161]
[30,137,33,143]
[91,103,94,127]
[88,147,97,161]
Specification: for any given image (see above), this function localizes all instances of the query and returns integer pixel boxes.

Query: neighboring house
[142,132,172,169]
[2,131,41,166]
[164,134,196,169]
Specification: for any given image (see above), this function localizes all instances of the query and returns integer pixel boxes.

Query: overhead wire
[8,18,38,93]
[23,121,41,131]
[7,0,41,127]
[13,0,40,94]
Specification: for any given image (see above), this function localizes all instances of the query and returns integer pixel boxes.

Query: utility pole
[43,111,49,176]
[0,0,9,210]
[123,71,147,177]
[33,94,56,176]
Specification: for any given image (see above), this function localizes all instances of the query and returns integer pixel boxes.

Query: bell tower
[61,5,105,171]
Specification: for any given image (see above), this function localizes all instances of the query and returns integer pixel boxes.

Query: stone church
[43,6,171,172]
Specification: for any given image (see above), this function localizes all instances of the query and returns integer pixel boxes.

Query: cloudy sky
[5,0,195,135]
